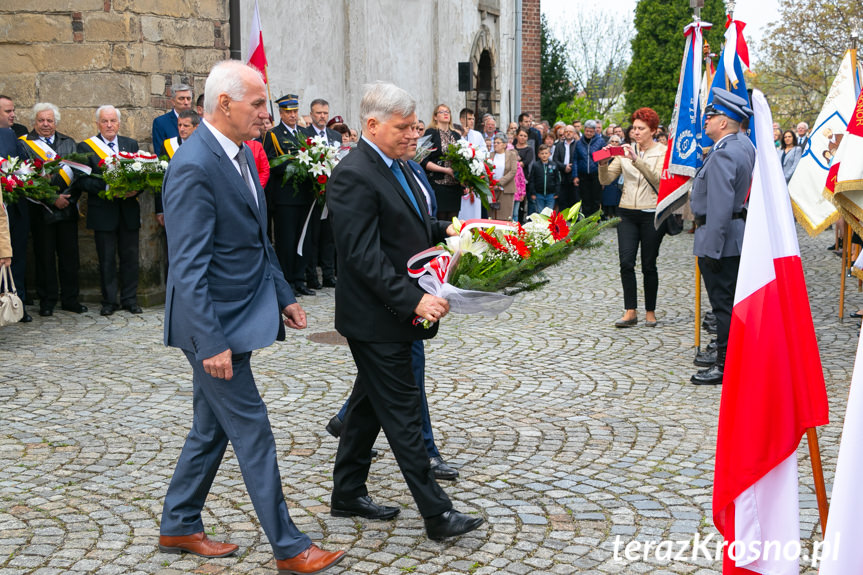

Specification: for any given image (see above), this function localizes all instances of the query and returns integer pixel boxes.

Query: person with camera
[598,107,666,328]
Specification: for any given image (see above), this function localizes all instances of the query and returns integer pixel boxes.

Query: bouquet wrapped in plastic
[100,151,167,200]
[408,204,614,325]
[1,156,58,205]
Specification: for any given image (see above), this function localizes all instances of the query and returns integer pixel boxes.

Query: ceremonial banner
[246,0,268,83]
[789,50,859,235]
[819,323,863,574]
[701,18,752,152]
[824,53,863,236]
[655,20,710,228]
[713,90,829,574]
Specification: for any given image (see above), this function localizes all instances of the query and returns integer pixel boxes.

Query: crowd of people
[0,57,772,573]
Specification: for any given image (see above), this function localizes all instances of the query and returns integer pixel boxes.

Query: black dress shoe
[100,304,115,316]
[123,304,143,314]
[325,416,342,438]
[307,279,323,290]
[61,303,88,314]
[294,285,316,297]
[39,307,53,317]
[430,456,459,481]
[693,349,717,367]
[424,509,484,540]
[691,364,724,385]
[330,495,400,520]
[19,312,32,323]
[322,278,336,288]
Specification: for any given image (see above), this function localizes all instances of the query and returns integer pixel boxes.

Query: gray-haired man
[152,83,193,156]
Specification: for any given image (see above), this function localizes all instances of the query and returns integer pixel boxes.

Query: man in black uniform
[690,88,755,385]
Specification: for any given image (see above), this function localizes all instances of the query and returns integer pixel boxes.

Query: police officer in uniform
[690,88,755,385]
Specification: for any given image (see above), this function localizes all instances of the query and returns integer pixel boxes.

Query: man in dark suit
[0,126,28,320]
[75,105,142,316]
[690,88,755,386]
[20,102,87,316]
[152,83,193,157]
[327,82,484,540]
[301,98,341,289]
[574,120,606,216]
[155,109,200,228]
[264,94,316,296]
[159,60,344,574]
[553,124,579,211]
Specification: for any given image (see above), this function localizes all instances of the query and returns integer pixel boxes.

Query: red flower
[516,222,528,239]
[32,158,44,169]
[317,174,327,184]
[306,138,313,146]
[477,229,508,253]
[548,210,570,241]
[505,234,531,258]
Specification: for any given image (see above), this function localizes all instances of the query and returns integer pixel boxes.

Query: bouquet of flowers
[99,151,167,200]
[269,134,341,206]
[443,139,499,209]
[413,134,437,164]
[408,203,615,326]
[1,156,59,205]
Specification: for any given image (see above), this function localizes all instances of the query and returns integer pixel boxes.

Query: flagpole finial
[852,28,859,50]
[727,0,736,17]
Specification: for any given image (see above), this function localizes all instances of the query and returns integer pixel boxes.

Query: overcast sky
[541,0,780,56]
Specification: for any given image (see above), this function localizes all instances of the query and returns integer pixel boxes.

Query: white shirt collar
[99,134,119,148]
[203,118,241,161]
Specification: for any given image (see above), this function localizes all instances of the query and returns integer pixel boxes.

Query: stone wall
[0,0,230,305]
[520,0,541,119]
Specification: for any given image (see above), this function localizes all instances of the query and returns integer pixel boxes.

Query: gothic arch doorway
[467,26,499,123]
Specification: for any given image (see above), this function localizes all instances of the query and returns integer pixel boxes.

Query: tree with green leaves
[752,0,863,127]
[540,13,575,121]
[624,0,727,124]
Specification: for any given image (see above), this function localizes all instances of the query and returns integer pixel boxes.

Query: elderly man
[159,60,345,574]
[327,82,484,541]
[553,124,579,211]
[155,109,200,228]
[75,106,142,316]
[152,83,193,157]
[481,113,498,142]
[796,122,810,149]
[690,88,755,386]
[20,103,87,316]
[574,119,606,216]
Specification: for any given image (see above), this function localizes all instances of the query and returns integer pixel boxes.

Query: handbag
[0,265,24,326]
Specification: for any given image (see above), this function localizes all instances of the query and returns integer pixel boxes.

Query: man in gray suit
[158,60,344,574]
[690,88,755,386]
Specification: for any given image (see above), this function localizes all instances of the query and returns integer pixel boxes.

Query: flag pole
[264,64,274,119]
[840,222,850,319]
[805,428,829,537]
[691,0,704,352]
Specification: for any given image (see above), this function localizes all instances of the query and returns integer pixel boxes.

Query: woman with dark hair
[421,104,463,220]
[778,129,801,183]
[599,107,667,328]
[513,127,535,217]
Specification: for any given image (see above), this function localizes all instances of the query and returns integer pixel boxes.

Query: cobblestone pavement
[0,224,857,575]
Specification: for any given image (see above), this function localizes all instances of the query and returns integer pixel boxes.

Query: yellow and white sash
[163,137,179,159]
[83,136,114,160]
[19,136,75,185]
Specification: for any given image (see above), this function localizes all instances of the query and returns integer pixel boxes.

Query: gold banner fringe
[791,198,839,237]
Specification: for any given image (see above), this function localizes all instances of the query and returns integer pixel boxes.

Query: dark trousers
[578,171,602,216]
[161,351,311,560]
[304,204,335,283]
[273,203,310,287]
[7,201,29,304]
[617,208,662,311]
[557,175,579,211]
[94,227,139,307]
[337,340,439,457]
[333,339,452,518]
[699,256,740,361]
[30,214,80,309]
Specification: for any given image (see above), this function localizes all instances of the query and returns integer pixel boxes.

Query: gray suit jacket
[691,132,755,259]
[161,122,294,360]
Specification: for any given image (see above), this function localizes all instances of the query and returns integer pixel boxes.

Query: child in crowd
[527,144,561,213]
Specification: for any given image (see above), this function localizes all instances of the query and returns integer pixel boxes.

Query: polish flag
[712,90,829,574]
[246,0,267,83]
[820,323,863,573]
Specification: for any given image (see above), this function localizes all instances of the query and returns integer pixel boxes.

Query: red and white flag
[712,89,829,574]
[246,0,268,83]
[819,324,863,573]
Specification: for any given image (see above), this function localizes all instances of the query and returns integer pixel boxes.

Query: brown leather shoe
[276,544,346,574]
[158,531,239,558]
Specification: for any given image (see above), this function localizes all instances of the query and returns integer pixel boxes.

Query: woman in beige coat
[598,107,666,328]
[0,202,11,268]
[490,134,519,221]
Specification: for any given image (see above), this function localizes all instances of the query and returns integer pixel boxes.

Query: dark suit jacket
[162,123,294,360]
[152,110,179,157]
[22,130,79,221]
[553,139,577,177]
[74,135,141,231]
[327,139,449,342]
[300,125,342,147]
[263,123,314,206]
[406,159,437,217]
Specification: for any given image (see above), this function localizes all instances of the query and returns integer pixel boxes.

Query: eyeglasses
[437,110,450,116]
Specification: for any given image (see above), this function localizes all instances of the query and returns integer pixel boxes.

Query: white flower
[130,162,143,172]
[309,162,325,177]
[469,159,484,177]
[311,134,328,148]
[446,230,487,259]
[160,160,169,170]
[540,207,554,217]
[297,149,312,165]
